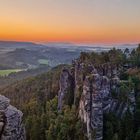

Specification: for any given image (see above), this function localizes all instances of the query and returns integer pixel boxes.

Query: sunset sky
[0,0,140,44]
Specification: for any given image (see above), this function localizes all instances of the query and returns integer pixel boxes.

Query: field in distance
[0,69,24,76]
[38,59,49,65]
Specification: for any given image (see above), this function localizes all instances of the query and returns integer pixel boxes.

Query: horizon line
[0,39,139,46]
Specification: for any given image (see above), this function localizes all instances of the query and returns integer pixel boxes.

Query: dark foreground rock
[0,95,25,140]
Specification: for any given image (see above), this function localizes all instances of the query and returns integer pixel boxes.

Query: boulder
[0,95,25,140]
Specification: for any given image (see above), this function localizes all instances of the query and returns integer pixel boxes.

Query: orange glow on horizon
[0,26,139,44]
[0,0,140,44]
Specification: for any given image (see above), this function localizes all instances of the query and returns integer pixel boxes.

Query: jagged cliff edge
[58,60,135,140]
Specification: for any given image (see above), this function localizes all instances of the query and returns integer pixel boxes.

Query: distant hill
[0,40,44,50]
[0,40,138,70]
[0,41,81,69]
[0,48,47,69]
[0,65,50,88]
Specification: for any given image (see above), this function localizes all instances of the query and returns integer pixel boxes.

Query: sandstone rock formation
[58,68,74,110]
[79,74,103,140]
[58,61,135,140]
[0,95,25,140]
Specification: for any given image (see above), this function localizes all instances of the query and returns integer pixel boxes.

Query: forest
[0,45,140,140]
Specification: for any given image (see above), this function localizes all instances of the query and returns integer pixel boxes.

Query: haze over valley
[0,40,138,87]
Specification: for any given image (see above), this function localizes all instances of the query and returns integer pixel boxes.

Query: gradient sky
[0,0,140,44]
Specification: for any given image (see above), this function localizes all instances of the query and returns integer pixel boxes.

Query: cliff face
[58,68,75,111]
[0,95,25,140]
[79,74,103,140]
[58,60,135,140]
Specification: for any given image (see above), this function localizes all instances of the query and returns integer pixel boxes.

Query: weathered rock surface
[58,68,74,110]
[58,61,135,140]
[79,74,103,140]
[0,95,25,140]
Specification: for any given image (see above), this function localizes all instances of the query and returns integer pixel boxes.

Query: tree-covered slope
[0,65,66,109]
[0,45,140,140]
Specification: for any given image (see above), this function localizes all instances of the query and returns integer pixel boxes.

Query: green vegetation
[38,59,49,65]
[25,97,87,140]
[0,69,23,76]
[1,45,140,139]
[0,64,86,140]
[104,111,134,140]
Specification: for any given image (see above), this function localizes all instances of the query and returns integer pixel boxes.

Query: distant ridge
[0,40,36,45]
[0,40,46,49]
[0,40,41,45]
[0,40,138,50]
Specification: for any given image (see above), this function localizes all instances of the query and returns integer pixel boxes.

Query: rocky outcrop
[0,95,25,140]
[58,61,135,140]
[58,68,75,110]
[79,74,103,140]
